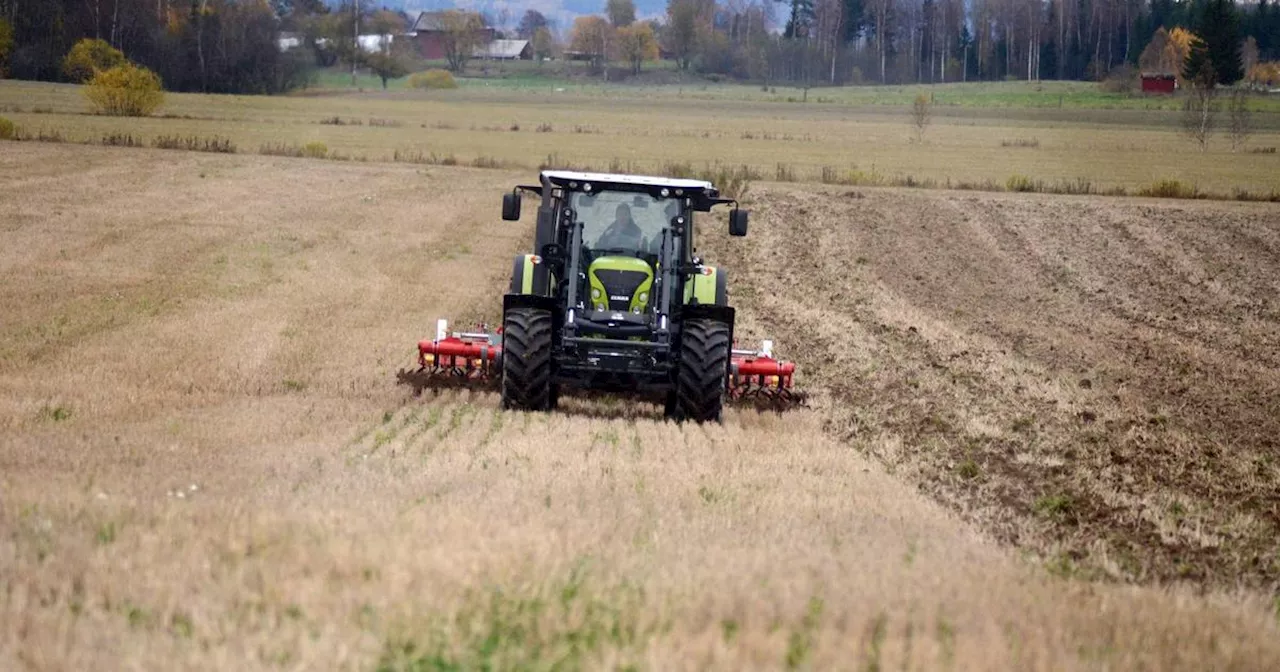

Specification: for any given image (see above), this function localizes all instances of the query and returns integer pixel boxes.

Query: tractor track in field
[715,184,1280,591]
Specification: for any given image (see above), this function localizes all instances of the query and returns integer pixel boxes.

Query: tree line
[1,0,1277,93]
[644,0,1278,85]
[0,0,322,93]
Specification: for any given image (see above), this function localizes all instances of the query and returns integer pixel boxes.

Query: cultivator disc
[728,340,809,410]
[395,319,503,395]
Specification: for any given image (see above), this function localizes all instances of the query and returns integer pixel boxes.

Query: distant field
[2,78,1279,196]
[317,64,1280,112]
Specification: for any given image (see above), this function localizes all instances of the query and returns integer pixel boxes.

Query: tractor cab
[566,182,690,339]
[574,190,672,321]
[501,171,747,348]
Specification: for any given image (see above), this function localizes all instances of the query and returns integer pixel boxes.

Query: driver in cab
[596,203,644,250]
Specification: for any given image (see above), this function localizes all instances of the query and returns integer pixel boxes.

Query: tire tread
[502,307,553,411]
[674,319,730,423]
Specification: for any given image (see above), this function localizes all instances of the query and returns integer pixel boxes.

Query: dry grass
[2,144,1279,669]
[2,80,1279,196]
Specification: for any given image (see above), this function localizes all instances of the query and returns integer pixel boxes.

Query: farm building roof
[412,11,494,32]
[410,12,447,32]
[473,39,529,59]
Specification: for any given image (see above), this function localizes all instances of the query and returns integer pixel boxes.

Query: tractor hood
[587,256,653,314]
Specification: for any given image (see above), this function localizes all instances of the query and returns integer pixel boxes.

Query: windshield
[571,191,680,254]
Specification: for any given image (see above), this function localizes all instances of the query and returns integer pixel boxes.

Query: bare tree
[365,48,409,89]
[1241,36,1259,79]
[910,93,931,142]
[606,0,636,27]
[1181,62,1218,153]
[517,10,550,39]
[665,0,699,71]
[569,15,612,73]
[368,9,405,49]
[0,17,12,77]
[349,0,359,85]
[196,0,209,90]
[1227,88,1251,152]
[867,0,892,83]
[616,23,657,74]
[813,0,842,84]
[531,26,555,63]
[438,10,485,73]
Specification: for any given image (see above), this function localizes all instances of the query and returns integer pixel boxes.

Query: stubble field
[2,140,1279,669]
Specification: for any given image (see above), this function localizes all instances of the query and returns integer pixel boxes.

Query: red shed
[1141,73,1177,94]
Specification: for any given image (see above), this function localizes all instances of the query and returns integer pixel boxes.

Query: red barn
[409,11,496,61]
[1141,73,1177,94]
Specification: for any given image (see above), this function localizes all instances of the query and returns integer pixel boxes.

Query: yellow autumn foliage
[1247,61,1280,87]
[83,63,165,116]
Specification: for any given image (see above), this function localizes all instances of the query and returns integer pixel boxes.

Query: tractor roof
[540,170,714,192]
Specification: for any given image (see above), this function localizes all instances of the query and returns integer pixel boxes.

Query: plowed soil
[2,144,1278,670]
[715,187,1280,589]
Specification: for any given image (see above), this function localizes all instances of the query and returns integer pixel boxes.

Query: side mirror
[729,209,749,237]
[502,192,521,221]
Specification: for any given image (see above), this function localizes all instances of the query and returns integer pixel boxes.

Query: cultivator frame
[399,319,807,409]
[728,342,807,409]
[395,320,502,394]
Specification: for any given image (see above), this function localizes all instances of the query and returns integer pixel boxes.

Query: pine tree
[1256,0,1277,58]
[1186,0,1243,85]
[1183,34,1215,86]
[784,0,815,39]
[843,0,865,42]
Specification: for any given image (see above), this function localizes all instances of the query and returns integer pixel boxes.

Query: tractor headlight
[637,292,648,303]
[591,287,601,299]
[595,302,605,311]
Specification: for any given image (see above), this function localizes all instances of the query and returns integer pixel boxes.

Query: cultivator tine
[396,319,503,396]
[727,383,809,410]
[728,341,808,411]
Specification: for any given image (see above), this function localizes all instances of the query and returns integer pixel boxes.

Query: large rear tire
[673,319,731,423]
[502,307,554,411]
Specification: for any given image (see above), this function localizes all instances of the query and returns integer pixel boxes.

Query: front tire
[673,319,731,423]
[502,307,554,411]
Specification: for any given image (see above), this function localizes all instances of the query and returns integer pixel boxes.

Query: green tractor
[403,171,802,422]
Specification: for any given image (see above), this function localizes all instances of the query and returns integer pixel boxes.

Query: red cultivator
[729,341,808,409]
[398,319,807,410]
[395,320,502,393]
